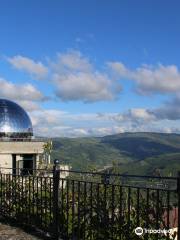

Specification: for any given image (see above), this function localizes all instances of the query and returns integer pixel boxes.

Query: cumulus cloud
[30,109,90,137]
[98,108,156,124]
[55,50,92,72]
[53,72,119,102]
[6,51,122,103]
[33,119,124,137]
[6,52,180,102]
[87,126,125,136]
[0,78,46,101]
[16,100,41,112]
[127,108,156,122]
[107,62,131,78]
[51,50,122,102]
[7,55,48,79]
[4,51,180,136]
[0,78,48,113]
[96,108,161,134]
[152,97,180,120]
[30,109,67,127]
[108,62,180,95]
[96,108,180,135]
[26,106,180,137]
[28,108,124,137]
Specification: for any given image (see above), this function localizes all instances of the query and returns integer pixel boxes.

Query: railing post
[177,171,180,240]
[53,159,60,240]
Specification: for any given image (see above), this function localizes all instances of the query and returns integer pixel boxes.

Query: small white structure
[58,164,71,188]
[59,164,71,179]
[0,99,50,175]
[0,138,47,174]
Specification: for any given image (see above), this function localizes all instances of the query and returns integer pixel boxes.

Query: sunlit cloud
[7,55,48,79]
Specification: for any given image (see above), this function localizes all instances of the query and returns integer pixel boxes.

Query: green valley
[51,132,180,176]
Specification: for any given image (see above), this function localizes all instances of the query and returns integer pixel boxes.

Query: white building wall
[0,154,12,174]
[0,140,49,174]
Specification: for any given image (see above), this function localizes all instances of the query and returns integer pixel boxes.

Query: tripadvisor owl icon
[135,227,143,236]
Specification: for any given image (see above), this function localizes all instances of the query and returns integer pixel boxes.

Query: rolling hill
[51,132,180,176]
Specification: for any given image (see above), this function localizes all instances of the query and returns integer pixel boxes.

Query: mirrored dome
[0,99,33,138]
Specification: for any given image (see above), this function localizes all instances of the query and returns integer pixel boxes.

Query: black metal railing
[0,166,179,240]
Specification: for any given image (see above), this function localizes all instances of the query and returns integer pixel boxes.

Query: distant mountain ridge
[51,132,180,176]
[101,132,180,159]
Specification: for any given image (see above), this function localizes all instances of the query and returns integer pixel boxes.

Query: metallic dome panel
[0,99,33,138]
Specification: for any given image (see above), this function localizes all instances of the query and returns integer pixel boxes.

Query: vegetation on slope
[51,132,180,175]
[51,137,131,170]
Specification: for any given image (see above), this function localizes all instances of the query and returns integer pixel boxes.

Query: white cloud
[6,52,180,102]
[108,62,180,95]
[0,78,48,115]
[55,50,92,72]
[107,62,130,78]
[152,97,180,120]
[28,108,123,137]
[30,108,89,137]
[53,72,118,102]
[0,78,46,101]
[30,109,66,127]
[4,51,180,136]
[128,108,156,122]
[96,109,180,135]
[98,108,156,124]
[6,51,123,103]
[30,107,159,137]
[133,65,180,94]
[7,55,48,79]
[16,100,40,112]
[88,126,125,136]
[51,50,122,102]
[25,106,180,137]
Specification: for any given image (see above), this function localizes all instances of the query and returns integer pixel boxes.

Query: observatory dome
[0,99,33,138]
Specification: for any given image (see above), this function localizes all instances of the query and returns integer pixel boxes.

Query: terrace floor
[0,223,40,240]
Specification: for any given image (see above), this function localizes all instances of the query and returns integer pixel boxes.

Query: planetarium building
[0,99,48,175]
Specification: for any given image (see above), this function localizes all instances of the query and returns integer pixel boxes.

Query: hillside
[51,137,132,170]
[51,132,180,175]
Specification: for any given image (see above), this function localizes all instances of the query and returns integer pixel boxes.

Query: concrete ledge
[0,141,45,154]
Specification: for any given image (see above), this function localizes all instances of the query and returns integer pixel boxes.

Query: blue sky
[0,0,180,137]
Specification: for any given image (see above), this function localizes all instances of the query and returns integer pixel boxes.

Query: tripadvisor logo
[135,227,143,236]
[135,227,171,236]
